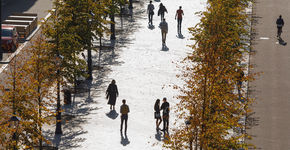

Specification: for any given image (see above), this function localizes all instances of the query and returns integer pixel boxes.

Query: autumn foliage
[164,0,255,149]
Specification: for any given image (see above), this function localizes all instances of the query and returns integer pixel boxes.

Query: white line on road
[260,37,270,40]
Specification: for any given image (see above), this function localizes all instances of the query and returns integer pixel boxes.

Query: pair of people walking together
[106,80,130,134]
[154,98,170,134]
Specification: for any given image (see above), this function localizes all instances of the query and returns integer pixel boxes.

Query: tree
[163,0,255,149]
[22,35,56,149]
[0,47,55,149]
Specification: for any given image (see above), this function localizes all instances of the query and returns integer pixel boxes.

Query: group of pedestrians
[105,80,171,135]
[154,98,170,134]
[147,1,184,46]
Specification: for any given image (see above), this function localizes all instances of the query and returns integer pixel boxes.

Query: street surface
[43,0,206,149]
[248,0,290,149]
[1,0,52,67]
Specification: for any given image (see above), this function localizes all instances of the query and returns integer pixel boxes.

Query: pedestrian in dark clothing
[147,1,155,25]
[276,15,284,38]
[129,0,133,9]
[120,99,130,134]
[159,18,168,46]
[106,80,119,110]
[158,3,168,21]
[175,6,184,34]
[154,99,162,131]
[161,97,170,133]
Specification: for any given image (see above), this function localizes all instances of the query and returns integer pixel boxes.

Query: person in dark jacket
[106,80,119,110]
[276,15,284,38]
[161,97,170,134]
[154,99,162,131]
[158,3,168,21]
[147,1,155,25]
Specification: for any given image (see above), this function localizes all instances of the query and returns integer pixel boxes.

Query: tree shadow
[120,131,130,146]
[43,1,148,148]
[106,110,119,119]
[43,113,89,149]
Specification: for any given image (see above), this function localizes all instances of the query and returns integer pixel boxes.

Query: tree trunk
[110,13,116,40]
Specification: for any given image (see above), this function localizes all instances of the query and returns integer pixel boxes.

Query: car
[1,25,19,52]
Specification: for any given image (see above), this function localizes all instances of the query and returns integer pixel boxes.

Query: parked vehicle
[1,25,19,52]
[2,13,38,39]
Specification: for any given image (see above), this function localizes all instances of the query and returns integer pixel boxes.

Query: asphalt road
[248,0,290,149]
[1,0,52,86]
[1,0,53,62]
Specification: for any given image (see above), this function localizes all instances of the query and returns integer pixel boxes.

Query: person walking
[159,18,168,46]
[175,6,184,34]
[161,97,170,134]
[120,99,130,134]
[158,3,168,21]
[147,1,155,25]
[154,99,162,132]
[106,80,119,110]
[276,15,284,38]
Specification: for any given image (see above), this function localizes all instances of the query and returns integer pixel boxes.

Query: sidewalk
[44,0,206,149]
[247,0,290,149]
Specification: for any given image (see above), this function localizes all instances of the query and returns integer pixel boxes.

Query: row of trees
[164,0,255,149]
[0,0,128,149]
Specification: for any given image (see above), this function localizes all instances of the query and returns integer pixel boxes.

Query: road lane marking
[260,37,270,40]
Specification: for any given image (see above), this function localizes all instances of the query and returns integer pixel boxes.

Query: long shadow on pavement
[43,1,147,149]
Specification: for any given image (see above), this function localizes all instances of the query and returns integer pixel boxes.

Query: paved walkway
[248,0,290,149]
[44,0,206,149]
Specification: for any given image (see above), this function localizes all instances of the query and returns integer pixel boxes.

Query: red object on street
[1,25,19,52]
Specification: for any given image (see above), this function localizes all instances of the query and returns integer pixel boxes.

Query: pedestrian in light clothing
[106,80,119,110]
[276,15,284,38]
[161,97,169,134]
[175,6,184,34]
[159,18,168,46]
[158,3,168,21]
[154,99,162,131]
[120,99,130,134]
[147,1,155,25]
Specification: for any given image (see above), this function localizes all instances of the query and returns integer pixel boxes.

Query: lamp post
[110,0,116,40]
[9,116,21,150]
[55,55,63,135]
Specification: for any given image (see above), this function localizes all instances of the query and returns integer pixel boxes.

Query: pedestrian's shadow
[176,33,185,39]
[278,37,287,46]
[161,45,169,51]
[120,131,130,146]
[106,110,119,119]
[148,24,155,30]
[155,130,162,141]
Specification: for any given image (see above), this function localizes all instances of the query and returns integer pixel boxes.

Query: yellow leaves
[166,0,254,149]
